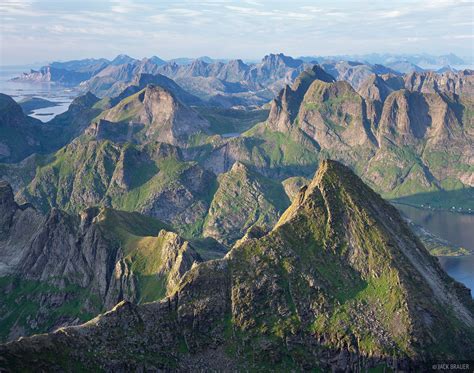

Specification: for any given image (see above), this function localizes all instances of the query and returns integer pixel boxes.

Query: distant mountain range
[301,52,471,68]
[12,53,470,107]
[2,64,473,225]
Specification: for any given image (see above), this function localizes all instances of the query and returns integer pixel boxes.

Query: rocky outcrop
[0,188,201,342]
[98,84,210,146]
[298,79,374,148]
[320,60,399,90]
[267,64,335,132]
[1,160,472,371]
[251,67,473,205]
[282,176,310,201]
[404,69,474,96]
[203,161,289,245]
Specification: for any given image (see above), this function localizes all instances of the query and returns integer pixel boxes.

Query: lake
[396,203,474,297]
[0,66,77,122]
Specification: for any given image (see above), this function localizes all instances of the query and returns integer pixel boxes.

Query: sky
[0,0,473,65]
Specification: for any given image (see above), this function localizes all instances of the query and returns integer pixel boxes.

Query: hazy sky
[0,0,473,65]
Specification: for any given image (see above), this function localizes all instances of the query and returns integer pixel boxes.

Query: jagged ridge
[1,160,472,371]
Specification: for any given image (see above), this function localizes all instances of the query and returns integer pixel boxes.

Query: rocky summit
[1,160,472,371]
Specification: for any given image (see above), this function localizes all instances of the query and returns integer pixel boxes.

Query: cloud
[418,0,472,9]
[443,34,474,39]
[0,0,41,17]
[109,0,150,14]
[149,14,170,24]
[284,11,315,20]
[379,10,404,18]
[224,5,315,20]
[300,6,323,13]
[406,37,428,42]
[224,5,273,16]
[243,0,263,6]
[166,8,202,17]
[1,0,473,65]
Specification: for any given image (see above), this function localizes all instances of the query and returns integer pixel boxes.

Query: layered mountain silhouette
[1,53,474,370]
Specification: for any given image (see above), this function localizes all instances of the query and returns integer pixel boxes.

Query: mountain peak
[147,55,166,66]
[310,159,359,193]
[110,54,136,66]
[291,64,335,91]
[267,65,337,132]
[261,53,303,68]
[99,83,209,146]
[276,159,357,226]
[71,91,100,108]
[357,73,393,103]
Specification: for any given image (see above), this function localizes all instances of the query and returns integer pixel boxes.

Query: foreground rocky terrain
[0,180,202,341]
[1,161,472,371]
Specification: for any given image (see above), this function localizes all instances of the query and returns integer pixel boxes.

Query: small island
[19,97,61,114]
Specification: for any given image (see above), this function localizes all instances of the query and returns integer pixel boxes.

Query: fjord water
[396,204,474,250]
[0,66,75,122]
[438,256,474,296]
[396,204,474,296]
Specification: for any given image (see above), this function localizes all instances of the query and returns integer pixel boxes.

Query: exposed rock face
[155,230,202,295]
[98,84,210,146]
[357,74,394,125]
[404,69,474,96]
[282,176,311,201]
[0,181,17,238]
[298,80,373,148]
[0,188,201,342]
[320,60,399,90]
[0,181,43,267]
[203,161,289,245]
[259,68,474,205]
[1,160,472,371]
[267,64,335,132]
[120,73,203,106]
